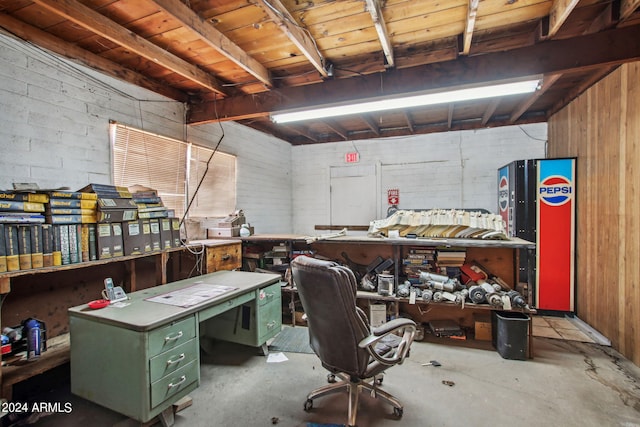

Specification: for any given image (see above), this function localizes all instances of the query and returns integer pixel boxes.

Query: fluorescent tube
[271,79,540,124]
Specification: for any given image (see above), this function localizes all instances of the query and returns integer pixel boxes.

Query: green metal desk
[68,270,282,424]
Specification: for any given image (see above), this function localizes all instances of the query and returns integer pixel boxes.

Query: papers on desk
[145,282,237,308]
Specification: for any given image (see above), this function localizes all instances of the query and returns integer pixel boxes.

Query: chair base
[304,373,404,427]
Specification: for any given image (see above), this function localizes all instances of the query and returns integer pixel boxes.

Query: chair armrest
[358,318,416,366]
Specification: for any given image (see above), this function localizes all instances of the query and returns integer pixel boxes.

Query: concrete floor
[4,332,640,427]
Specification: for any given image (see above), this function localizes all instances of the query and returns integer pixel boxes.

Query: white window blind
[111,122,236,219]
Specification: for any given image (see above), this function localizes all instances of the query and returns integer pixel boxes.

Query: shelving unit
[239,234,536,355]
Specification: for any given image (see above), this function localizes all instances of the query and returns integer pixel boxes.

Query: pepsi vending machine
[498,158,576,312]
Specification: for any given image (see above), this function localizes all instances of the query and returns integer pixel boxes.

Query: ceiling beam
[509,73,562,122]
[258,0,328,78]
[0,12,189,102]
[365,0,394,68]
[324,120,349,140]
[481,99,500,126]
[403,112,415,132]
[462,0,480,55]
[31,0,229,96]
[621,0,640,21]
[188,24,640,124]
[547,0,580,38]
[361,115,380,136]
[285,124,319,143]
[150,0,272,88]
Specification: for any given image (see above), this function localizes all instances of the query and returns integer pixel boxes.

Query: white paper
[266,352,289,363]
[145,282,237,308]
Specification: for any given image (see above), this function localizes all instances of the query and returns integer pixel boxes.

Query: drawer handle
[168,375,187,389]
[221,254,231,261]
[166,353,186,365]
[165,331,184,342]
[267,321,276,330]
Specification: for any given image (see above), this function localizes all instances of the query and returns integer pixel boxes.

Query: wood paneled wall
[548,62,640,366]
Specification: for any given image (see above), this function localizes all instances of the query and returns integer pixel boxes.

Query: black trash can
[492,311,529,360]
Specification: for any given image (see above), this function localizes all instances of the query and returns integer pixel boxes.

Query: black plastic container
[492,311,529,360]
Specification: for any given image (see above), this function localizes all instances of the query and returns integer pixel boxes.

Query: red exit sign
[345,152,359,163]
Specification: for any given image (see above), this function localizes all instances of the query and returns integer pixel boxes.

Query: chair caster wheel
[393,407,403,418]
[327,374,336,383]
[375,377,383,385]
[304,399,313,411]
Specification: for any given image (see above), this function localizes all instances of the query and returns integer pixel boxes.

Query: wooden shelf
[1,334,70,400]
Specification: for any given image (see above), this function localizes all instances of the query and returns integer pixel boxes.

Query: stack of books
[44,191,100,266]
[80,183,138,223]
[403,247,436,281]
[1,191,50,272]
[131,188,170,220]
[436,248,467,277]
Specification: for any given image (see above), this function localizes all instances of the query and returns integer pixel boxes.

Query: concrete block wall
[291,124,547,235]
[0,32,292,234]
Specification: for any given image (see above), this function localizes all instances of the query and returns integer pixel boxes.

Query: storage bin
[492,311,529,360]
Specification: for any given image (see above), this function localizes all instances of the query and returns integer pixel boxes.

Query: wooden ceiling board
[5,3,67,29]
[1,0,639,144]
[475,3,552,31]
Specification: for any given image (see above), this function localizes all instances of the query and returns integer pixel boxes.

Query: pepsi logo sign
[498,176,509,212]
[539,175,572,206]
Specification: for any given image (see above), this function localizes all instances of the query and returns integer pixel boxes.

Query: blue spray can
[24,319,42,360]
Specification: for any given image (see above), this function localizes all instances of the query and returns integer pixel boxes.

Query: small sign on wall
[345,152,359,163]
[387,188,399,205]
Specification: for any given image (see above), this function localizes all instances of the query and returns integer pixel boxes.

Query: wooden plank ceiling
[1,0,639,145]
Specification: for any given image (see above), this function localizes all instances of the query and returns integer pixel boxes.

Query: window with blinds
[110,122,236,220]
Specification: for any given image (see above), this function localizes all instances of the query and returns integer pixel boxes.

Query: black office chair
[291,255,416,427]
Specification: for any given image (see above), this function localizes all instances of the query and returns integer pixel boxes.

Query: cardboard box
[207,227,240,238]
[474,313,492,341]
[369,303,387,327]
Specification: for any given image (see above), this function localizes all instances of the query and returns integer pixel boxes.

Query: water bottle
[24,319,42,360]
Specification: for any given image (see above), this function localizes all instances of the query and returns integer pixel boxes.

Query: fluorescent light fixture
[271,78,541,124]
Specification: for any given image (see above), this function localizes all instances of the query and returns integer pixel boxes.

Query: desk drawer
[198,291,255,322]
[259,299,282,344]
[206,243,242,272]
[149,338,198,383]
[150,359,198,409]
[148,316,196,357]
[257,282,281,307]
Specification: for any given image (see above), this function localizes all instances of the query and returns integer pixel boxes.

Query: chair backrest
[291,256,371,377]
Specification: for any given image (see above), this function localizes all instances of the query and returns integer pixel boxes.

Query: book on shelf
[45,207,96,216]
[79,183,132,199]
[48,198,98,209]
[68,224,80,264]
[137,210,169,219]
[52,225,62,266]
[59,225,71,265]
[45,214,97,224]
[48,191,97,200]
[0,191,49,203]
[0,200,45,213]
[88,224,97,261]
[17,225,32,270]
[0,213,45,223]
[41,224,54,267]
[0,224,6,273]
[96,210,137,223]
[30,224,44,269]
[4,224,20,271]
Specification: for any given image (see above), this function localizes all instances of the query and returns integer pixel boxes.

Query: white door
[330,164,377,226]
